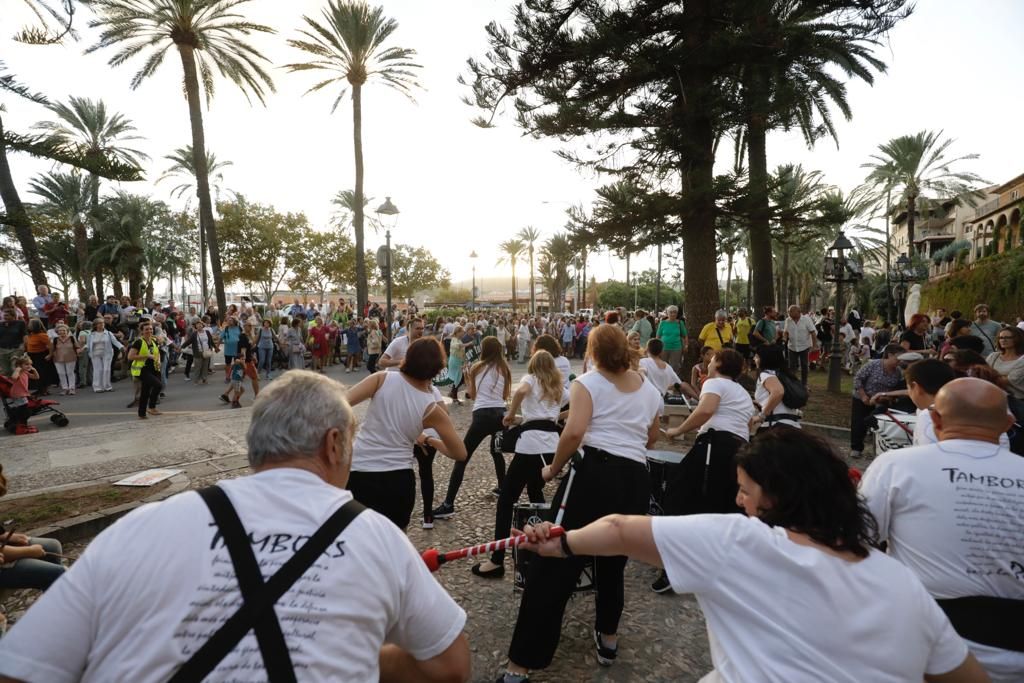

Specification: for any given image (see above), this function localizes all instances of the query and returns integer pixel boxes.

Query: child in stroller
[1,353,70,435]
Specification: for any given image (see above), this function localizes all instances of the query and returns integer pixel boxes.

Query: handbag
[715,327,734,350]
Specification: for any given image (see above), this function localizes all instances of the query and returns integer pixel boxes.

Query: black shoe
[594,630,618,667]
[471,562,505,579]
[126,400,137,408]
[491,487,502,499]
[431,502,455,519]
[651,571,674,594]
[219,394,230,403]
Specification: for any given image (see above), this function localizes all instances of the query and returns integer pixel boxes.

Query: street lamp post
[889,253,912,331]
[823,232,863,394]
[375,197,399,338]
[470,250,478,310]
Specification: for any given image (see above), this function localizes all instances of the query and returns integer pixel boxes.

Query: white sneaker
[422,519,434,530]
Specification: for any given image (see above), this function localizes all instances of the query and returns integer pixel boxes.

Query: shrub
[921,249,1024,318]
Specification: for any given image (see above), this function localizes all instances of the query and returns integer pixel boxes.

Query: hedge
[920,249,1024,319]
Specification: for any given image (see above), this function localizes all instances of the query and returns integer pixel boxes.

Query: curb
[803,421,850,441]
[24,473,191,544]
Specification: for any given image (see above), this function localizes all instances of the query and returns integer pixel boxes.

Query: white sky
[3,0,1023,299]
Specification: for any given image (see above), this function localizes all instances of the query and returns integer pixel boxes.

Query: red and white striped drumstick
[421,525,565,573]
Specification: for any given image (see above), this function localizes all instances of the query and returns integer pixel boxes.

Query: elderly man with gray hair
[0,371,471,683]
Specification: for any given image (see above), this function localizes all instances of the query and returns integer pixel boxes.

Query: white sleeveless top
[352,372,443,472]
[471,364,508,411]
[576,370,662,463]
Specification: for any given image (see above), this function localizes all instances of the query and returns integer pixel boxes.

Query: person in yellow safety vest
[127,322,163,420]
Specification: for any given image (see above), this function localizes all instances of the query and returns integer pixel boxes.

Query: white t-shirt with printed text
[652,514,968,683]
[0,469,465,683]
[860,439,1024,681]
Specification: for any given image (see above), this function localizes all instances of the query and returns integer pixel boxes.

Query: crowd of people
[0,286,1022,681]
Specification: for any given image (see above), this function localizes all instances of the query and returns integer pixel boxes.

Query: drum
[646,449,685,516]
[512,502,594,594]
[871,410,916,454]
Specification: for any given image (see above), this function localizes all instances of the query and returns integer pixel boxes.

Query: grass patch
[803,368,853,428]
[0,480,171,530]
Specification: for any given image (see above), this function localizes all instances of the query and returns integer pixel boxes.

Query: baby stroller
[0,374,70,434]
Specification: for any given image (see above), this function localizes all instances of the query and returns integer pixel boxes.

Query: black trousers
[665,430,747,516]
[367,353,379,373]
[137,366,162,417]
[508,449,649,671]
[490,451,552,564]
[347,469,416,531]
[788,347,810,386]
[414,444,437,522]
[183,353,194,378]
[850,398,874,452]
[443,407,506,506]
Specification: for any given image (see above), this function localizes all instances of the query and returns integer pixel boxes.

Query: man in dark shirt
[0,308,28,376]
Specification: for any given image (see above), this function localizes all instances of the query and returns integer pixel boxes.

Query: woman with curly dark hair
[515,429,988,683]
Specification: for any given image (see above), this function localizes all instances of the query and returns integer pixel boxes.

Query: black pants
[850,398,874,452]
[508,449,649,671]
[443,407,506,506]
[367,353,379,373]
[491,451,552,564]
[183,353,194,378]
[137,366,161,417]
[665,430,747,516]
[347,469,416,531]
[414,445,437,522]
[788,347,810,385]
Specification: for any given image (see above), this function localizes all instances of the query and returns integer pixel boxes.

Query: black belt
[764,414,801,424]
[501,420,562,453]
[936,596,1024,652]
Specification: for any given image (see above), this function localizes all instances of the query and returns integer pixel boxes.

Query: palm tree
[737,1,888,312]
[862,130,985,255]
[90,193,165,300]
[286,0,422,317]
[157,145,232,203]
[34,96,147,208]
[330,189,372,231]
[770,164,829,309]
[28,170,93,296]
[86,0,276,313]
[518,226,541,315]
[497,238,526,315]
[539,234,575,309]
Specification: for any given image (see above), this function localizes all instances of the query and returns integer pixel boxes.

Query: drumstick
[421,526,565,573]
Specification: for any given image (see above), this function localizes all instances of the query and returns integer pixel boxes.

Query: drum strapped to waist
[500,419,562,454]
[936,595,1024,652]
[512,502,594,595]
[645,449,685,516]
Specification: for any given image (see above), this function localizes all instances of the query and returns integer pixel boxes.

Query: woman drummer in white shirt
[496,323,662,682]
[345,337,466,530]
[472,349,568,579]
[517,429,988,683]
[751,344,802,430]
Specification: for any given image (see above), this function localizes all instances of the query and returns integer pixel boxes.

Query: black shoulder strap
[170,486,365,682]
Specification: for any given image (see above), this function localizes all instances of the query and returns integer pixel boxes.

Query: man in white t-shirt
[379,318,425,371]
[0,372,469,683]
[782,305,817,386]
[638,338,687,398]
[860,377,1024,682]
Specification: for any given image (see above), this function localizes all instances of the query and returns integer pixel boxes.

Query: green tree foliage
[89,193,176,300]
[157,145,233,204]
[215,197,304,304]
[597,279,684,312]
[388,244,450,299]
[286,0,421,317]
[288,228,367,304]
[538,234,575,310]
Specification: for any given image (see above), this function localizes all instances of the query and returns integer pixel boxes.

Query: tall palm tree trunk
[510,257,517,315]
[0,115,47,288]
[747,104,775,315]
[906,194,917,256]
[780,237,791,311]
[73,215,93,298]
[352,83,368,316]
[528,246,535,315]
[178,44,227,314]
[625,251,631,288]
[725,251,733,310]
[95,270,105,298]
